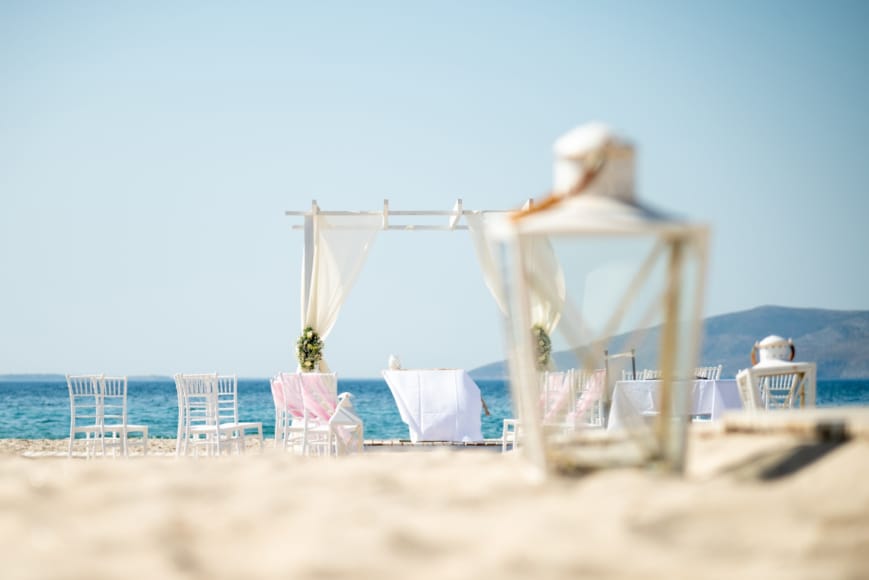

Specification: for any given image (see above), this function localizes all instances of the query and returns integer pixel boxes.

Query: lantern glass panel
[496,228,707,475]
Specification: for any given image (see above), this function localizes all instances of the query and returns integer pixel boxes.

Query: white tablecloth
[382,369,483,442]
[607,379,742,431]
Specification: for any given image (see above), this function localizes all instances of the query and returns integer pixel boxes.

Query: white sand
[1,433,868,579]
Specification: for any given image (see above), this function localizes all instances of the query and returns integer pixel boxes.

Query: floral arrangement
[532,324,552,370]
[296,326,323,372]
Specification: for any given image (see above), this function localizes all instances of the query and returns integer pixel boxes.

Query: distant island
[469,305,869,380]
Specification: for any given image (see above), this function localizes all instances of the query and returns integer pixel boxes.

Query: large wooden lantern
[489,123,710,475]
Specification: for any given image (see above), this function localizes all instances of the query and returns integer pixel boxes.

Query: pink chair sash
[270,377,285,411]
[298,373,337,422]
[542,372,572,423]
[278,373,306,419]
[569,369,606,421]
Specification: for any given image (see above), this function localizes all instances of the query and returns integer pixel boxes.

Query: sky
[1,1,868,377]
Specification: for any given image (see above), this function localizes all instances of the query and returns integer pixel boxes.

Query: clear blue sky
[1,1,867,377]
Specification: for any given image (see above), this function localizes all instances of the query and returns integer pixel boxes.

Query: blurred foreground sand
[1,433,867,579]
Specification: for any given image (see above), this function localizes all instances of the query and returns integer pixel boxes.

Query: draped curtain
[466,213,565,334]
[301,214,381,372]
[466,213,508,314]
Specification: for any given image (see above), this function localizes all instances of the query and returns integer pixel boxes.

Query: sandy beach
[1,426,868,580]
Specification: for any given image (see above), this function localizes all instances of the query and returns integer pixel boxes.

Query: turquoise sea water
[1,378,867,440]
[0,378,514,440]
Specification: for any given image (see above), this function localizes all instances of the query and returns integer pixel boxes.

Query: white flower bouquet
[296,326,324,372]
[532,324,552,370]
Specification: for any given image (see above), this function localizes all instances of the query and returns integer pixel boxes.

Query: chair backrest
[736,370,762,411]
[736,366,813,411]
[278,372,306,418]
[298,373,339,422]
[569,369,606,427]
[759,371,807,409]
[67,374,103,427]
[101,376,128,426]
[695,364,723,380]
[541,371,572,424]
[712,365,723,380]
[604,350,636,403]
[217,375,239,424]
[174,373,219,427]
[270,376,285,412]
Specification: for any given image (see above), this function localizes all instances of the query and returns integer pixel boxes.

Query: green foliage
[296,326,324,372]
[533,324,552,370]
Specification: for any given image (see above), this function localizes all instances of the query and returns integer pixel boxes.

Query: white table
[607,379,743,431]
[382,369,483,442]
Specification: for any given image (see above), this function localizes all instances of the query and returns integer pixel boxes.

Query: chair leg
[274,410,281,443]
[175,407,184,457]
[182,425,190,456]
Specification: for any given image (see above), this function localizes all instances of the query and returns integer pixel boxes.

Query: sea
[1,378,868,440]
[0,378,513,440]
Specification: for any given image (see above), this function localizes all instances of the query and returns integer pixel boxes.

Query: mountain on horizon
[469,305,869,380]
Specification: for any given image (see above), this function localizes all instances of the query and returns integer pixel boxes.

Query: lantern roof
[500,194,696,237]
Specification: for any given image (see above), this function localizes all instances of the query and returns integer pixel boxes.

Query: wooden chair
[736,363,816,411]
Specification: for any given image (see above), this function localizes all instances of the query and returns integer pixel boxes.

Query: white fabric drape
[467,213,508,314]
[467,213,565,334]
[301,214,380,371]
[524,236,566,334]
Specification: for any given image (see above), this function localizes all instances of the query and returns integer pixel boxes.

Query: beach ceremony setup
[0,121,863,580]
[281,194,526,449]
[4,2,869,578]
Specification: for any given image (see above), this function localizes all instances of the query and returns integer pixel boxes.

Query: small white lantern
[489,122,710,476]
[751,335,795,366]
